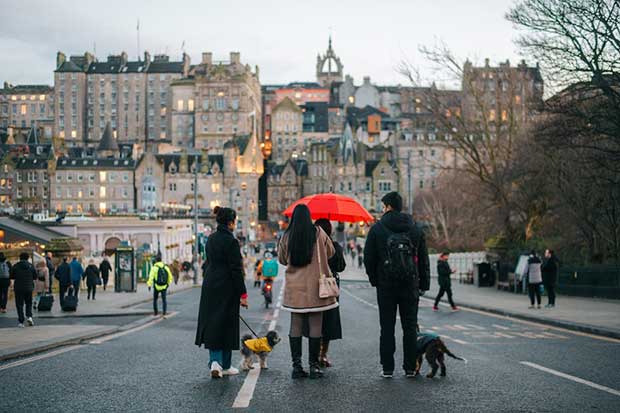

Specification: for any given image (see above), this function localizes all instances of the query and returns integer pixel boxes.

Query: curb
[0,313,162,362]
[119,284,199,309]
[420,296,620,340]
[36,310,154,319]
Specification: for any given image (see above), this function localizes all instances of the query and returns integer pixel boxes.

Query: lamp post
[193,153,199,285]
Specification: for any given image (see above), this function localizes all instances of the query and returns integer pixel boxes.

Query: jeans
[434,286,455,307]
[209,349,232,369]
[153,288,167,314]
[528,283,542,305]
[376,285,418,373]
[87,285,97,299]
[71,281,80,300]
[15,291,33,324]
[0,278,9,309]
[544,283,556,305]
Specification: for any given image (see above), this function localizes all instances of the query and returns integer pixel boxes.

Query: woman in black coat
[84,259,100,300]
[195,206,248,379]
[314,218,346,368]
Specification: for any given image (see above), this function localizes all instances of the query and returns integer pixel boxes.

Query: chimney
[230,52,241,64]
[56,52,66,69]
[484,58,490,67]
[120,51,128,65]
[183,52,191,77]
[84,52,95,67]
[144,51,151,63]
[202,52,212,65]
[363,76,371,85]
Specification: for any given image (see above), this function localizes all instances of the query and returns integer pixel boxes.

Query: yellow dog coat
[244,337,273,353]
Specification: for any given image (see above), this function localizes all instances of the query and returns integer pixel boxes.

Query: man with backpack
[147,254,173,316]
[55,257,72,308]
[364,192,430,378]
[10,252,38,327]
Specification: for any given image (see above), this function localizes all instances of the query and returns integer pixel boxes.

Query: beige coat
[278,227,338,313]
[35,266,49,295]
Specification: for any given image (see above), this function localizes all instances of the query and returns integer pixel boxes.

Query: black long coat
[195,225,247,350]
[84,264,100,287]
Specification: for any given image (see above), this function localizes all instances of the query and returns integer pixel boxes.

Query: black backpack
[381,223,418,283]
[155,265,168,287]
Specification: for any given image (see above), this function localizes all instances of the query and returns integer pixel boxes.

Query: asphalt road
[1,280,619,412]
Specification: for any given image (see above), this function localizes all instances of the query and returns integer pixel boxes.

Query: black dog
[415,332,465,378]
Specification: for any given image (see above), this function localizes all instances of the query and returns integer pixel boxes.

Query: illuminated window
[177,100,183,111]
[21,95,26,100]
[188,99,194,111]
[489,110,496,121]
[515,95,521,104]
[501,110,508,121]
[211,183,220,192]
[71,130,77,138]
[30,95,36,100]
[10,96,16,101]
[78,190,83,199]
[99,186,106,198]
[160,107,166,116]
[348,96,355,104]
[59,131,65,138]
[39,95,45,101]
[99,202,106,213]
[20,104,27,115]
[99,171,106,182]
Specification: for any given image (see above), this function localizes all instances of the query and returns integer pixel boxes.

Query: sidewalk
[340,261,620,338]
[1,279,197,319]
[0,279,198,362]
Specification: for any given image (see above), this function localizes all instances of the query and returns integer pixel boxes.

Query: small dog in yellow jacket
[240,331,281,371]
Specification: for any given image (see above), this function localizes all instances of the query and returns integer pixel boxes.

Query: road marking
[493,332,514,339]
[89,312,178,344]
[441,335,469,345]
[423,297,620,344]
[341,287,378,309]
[520,361,620,397]
[233,279,285,409]
[465,324,486,330]
[492,324,510,330]
[0,345,83,371]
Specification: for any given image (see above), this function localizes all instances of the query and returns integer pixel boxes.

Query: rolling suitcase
[62,286,78,312]
[37,293,54,311]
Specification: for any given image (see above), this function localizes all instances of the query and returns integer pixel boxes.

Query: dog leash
[239,315,259,338]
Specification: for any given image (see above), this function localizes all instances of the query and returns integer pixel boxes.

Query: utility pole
[193,154,199,285]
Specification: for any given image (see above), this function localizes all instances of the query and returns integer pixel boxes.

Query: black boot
[309,337,323,379]
[289,336,308,379]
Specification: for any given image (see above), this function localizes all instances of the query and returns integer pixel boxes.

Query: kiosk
[115,245,137,292]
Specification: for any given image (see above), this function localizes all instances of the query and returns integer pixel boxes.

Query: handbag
[318,240,339,299]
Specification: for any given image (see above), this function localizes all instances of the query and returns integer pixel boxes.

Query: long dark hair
[286,205,316,267]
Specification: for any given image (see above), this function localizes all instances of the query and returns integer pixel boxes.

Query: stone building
[54,51,189,147]
[50,124,136,214]
[0,83,54,138]
[266,159,308,223]
[271,97,303,162]
[170,52,262,153]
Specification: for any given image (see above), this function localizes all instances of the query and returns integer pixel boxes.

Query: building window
[20,104,27,115]
[99,186,106,198]
[202,99,209,110]
[419,180,424,189]
[188,99,194,111]
[177,100,184,111]
[99,171,106,182]
[215,98,226,110]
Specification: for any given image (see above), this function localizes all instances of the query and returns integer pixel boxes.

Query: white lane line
[493,324,510,330]
[0,345,83,371]
[520,361,620,397]
[423,297,620,344]
[441,335,469,345]
[341,287,378,309]
[89,312,178,345]
[233,279,285,409]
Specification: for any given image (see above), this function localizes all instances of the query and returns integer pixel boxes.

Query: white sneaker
[223,366,240,376]
[26,317,34,327]
[17,323,24,328]
[211,361,223,379]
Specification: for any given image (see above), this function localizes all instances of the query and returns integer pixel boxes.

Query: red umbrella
[282,193,375,223]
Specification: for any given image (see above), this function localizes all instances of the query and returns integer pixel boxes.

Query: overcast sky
[1,0,526,88]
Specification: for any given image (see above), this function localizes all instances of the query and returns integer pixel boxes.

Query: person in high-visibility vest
[147,253,173,317]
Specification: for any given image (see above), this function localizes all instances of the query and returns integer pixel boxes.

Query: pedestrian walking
[526,250,543,309]
[542,249,559,308]
[99,256,112,291]
[55,257,71,307]
[84,259,100,300]
[171,259,181,285]
[278,204,337,379]
[314,218,346,369]
[433,252,458,311]
[147,253,173,316]
[356,244,363,268]
[45,252,55,294]
[9,252,37,327]
[33,261,49,310]
[254,258,263,288]
[363,192,430,378]
[0,252,12,313]
[69,257,83,300]
[195,206,248,379]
